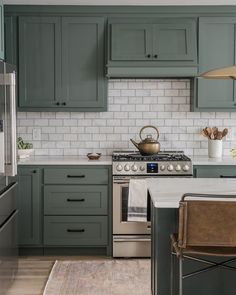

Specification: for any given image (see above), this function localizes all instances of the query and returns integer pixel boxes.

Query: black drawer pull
[67,175,85,178]
[67,229,85,233]
[220,175,236,178]
[67,198,85,202]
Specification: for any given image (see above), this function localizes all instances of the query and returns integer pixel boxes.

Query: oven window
[121,186,151,222]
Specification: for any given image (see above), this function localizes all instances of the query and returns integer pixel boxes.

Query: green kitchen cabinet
[0,0,4,60]
[18,17,61,108]
[107,18,197,77]
[18,16,107,111]
[17,167,42,246]
[4,15,17,64]
[61,17,106,110]
[193,17,236,111]
[194,166,236,178]
[110,23,153,61]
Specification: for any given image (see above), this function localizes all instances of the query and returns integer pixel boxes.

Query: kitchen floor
[7,256,108,295]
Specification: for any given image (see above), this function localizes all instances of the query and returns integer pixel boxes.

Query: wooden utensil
[222,128,228,138]
[216,131,223,140]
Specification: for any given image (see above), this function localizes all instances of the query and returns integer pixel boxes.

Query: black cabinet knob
[62,102,66,106]
[154,54,158,59]
[32,170,37,174]
[146,54,151,58]
[56,102,60,106]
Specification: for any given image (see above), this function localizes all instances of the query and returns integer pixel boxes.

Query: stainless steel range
[112,150,193,258]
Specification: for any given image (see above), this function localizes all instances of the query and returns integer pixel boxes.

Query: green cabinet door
[153,20,196,62]
[17,167,42,246]
[110,23,153,61]
[18,17,61,108]
[195,17,236,111]
[0,1,4,60]
[4,15,17,64]
[61,17,106,110]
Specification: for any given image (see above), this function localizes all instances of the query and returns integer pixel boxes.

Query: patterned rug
[43,259,151,295]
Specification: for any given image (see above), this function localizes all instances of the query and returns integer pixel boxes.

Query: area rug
[43,259,151,295]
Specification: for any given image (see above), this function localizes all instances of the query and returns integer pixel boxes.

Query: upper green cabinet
[193,17,236,111]
[110,23,152,61]
[107,18,197,77]
[0,0,4,60]
[61,17,106,109]
[18,16,107,111]
[19,17,61,108]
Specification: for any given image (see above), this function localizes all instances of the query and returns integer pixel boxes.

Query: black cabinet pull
[154,54,158,58]
[32,170,37,174]
[67,175,85,178]
[146,54,151,58]
[220,175,236,178]
[56,102,60,106]
[67,229,85,233]
[62,102,66,106]
[67,198,85,202]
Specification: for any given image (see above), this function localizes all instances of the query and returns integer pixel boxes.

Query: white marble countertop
[147,178,236,208]
[18,155,112,166]
[192,156,236,165]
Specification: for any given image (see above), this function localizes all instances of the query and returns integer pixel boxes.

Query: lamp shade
[200,66,236,80]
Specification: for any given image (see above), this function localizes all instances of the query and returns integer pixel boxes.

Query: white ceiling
[3,0,236,5]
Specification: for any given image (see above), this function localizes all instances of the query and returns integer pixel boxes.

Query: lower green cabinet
[44,216,108,246]
[44,185,108,215]
[17,167,42,246]
[194,166,236,178]
[17,165,111,255]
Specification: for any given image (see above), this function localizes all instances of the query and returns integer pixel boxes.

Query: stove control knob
[167,164,174,172]
[131,165,138,172]
[160,165,165,171]
[140,165,145,171]
[183,164,190,172]
[116,164,123,172]
[124,164,131,171]
[175,164,181,172]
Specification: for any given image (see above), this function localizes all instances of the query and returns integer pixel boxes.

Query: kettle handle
[139,125,159,141]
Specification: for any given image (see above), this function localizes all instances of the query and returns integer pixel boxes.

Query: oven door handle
[114,238,151,242]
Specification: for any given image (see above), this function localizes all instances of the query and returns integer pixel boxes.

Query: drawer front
[195,166,236,178]
[0,183,17,226]
[44,167,108,184]
[44,185,108,215]
[44,216,108,246]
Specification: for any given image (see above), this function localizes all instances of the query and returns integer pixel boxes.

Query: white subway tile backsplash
[17,79,236,157]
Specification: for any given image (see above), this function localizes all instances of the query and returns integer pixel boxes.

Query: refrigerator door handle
[0,120,4,174]
[5,73,17,177]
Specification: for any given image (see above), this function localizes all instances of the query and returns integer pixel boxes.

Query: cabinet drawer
[44,185,108,215]
[44,167,109,184]
[195,166,236,178]
[44,216,108,246]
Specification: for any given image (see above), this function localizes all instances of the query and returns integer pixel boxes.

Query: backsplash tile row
[17,79,236,156]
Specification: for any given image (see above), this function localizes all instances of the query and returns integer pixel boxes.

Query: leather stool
[171,193,236,295]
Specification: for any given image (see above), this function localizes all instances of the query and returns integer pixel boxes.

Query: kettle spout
[130,138,139,149]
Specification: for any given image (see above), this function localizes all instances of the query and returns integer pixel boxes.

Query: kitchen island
[148,178,236,295]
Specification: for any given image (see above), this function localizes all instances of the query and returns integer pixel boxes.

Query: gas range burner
[112,150,193,176]
[112,150,191,162]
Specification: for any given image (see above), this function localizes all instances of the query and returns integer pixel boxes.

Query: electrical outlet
[32,128,41,141]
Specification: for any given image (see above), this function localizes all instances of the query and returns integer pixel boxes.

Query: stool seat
[171,234,236,257]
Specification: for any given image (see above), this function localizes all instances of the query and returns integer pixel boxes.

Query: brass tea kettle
[130,125,160,155]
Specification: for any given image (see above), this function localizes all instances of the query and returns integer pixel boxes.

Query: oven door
[113,177,151,235]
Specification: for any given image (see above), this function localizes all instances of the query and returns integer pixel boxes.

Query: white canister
[208,139,222,158]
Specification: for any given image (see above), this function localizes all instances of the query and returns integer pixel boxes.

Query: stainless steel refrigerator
[0,60,18,294]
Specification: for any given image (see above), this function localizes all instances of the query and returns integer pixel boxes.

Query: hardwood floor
[6,256,109,295]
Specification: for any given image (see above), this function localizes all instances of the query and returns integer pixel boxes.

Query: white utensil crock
[208,139,222,158]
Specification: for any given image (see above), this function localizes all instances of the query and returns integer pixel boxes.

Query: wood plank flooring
[6,256,108,295]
